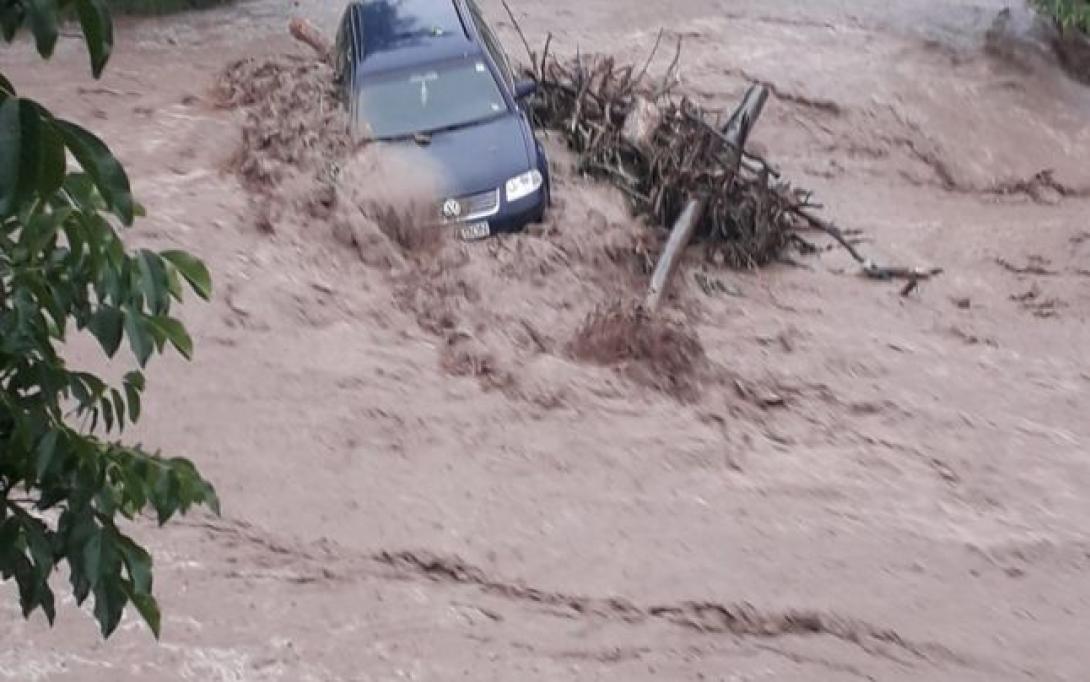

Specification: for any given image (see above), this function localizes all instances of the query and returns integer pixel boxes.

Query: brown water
[2,1,1090,680]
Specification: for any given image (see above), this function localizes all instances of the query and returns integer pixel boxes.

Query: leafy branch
[2,0,217,639]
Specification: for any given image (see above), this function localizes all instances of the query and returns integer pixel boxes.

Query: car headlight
[505,169,543,202]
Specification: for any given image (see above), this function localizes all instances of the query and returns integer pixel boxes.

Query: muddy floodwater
[3,0,1090,680]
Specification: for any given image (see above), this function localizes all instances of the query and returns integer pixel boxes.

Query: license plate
[457,221,490,241]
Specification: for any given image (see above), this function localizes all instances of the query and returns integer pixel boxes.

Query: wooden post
[721,84,769,157]
[644,198,706,311]
[642,84,769,312]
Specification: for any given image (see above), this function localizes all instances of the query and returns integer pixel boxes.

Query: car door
[334,5,362,95]
[464,0,545,181]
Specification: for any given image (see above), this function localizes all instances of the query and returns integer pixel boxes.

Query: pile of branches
[500,3,938,286]
[528,48,800,268]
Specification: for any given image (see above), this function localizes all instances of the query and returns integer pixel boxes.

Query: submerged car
[333,0,551,239]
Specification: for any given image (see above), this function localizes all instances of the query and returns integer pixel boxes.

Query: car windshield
[353,58,508,139]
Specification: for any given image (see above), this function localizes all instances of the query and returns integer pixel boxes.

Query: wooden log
[643,197,707,311]
[289,17,332,63]
[722,84,769,143]
[642,84,769,312]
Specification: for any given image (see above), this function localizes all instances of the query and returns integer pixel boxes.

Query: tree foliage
[1032,0,1090,34]
[2,0,217,639]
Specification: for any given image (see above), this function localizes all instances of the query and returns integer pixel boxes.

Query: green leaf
[152,476,178,525]
[88,306,124,357]
[63,171,98,205]
[0,3,21,42]
[0,73,14,97]
[55,119,133,224]
[92,575,127,638]
[143,314,167,352]
[12,552,39,618]
[71,569,91,605]
[73,371,106,402]
[0,98,21,215]
[169,457,220,516]
[35,430,60,479]
[63,510,96,605]
[117,462,147,516]
[124,585,161,639]
[116,534,152,594]
[0,519,21,564]
[18,513,55,579]
[1,99,66,212]
[27,0,60,59]
[137,250,170,315]
[25,205,70,256]
[39,584,57,625]
[148,316,193,360]
[24,277,66,341]
[166,265,184,302]
[201,481,221,517]
[81,526,103,588]
[69,375,91,408]
[100,395,114,432]
[74,0,113,79]
[161,250,212,300]
[123,378,142,422]
[123,310,153,367]
[124,370,145,391]
[29,104,66,197]
[111,388,126,431]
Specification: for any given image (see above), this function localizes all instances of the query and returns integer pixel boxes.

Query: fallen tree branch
[527,38,938,291]
[636,29,666,84]
[289,17,332,63]
[501,0,536,72]
[644,84,769,311]
[655,36,684,99]
[644,197,708,311]
[791,207,867,263]
[791,207,941,282]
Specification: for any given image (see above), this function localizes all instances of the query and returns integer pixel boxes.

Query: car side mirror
[514,79,538,100]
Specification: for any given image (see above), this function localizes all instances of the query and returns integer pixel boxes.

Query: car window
[482,23,515,86]
[465,0,515,86]
[353,57,508,139]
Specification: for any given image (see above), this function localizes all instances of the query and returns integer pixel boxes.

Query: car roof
[343,0,485,76]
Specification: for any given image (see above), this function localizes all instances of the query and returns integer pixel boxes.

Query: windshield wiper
[368,112,507,144]
[368,131,430,144]
[420,112,507,138]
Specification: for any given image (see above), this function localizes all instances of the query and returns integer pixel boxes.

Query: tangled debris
[531,54,795,270]
[500,3,939,289]
[569,302,706,400]
[215,54,352,191]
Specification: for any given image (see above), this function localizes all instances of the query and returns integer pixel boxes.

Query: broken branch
[289,17,332,63]
[501,0,537,72]
[644,197,707,311]
[643,84,769,311]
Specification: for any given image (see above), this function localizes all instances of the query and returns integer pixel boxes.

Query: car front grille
[440,188,500,223]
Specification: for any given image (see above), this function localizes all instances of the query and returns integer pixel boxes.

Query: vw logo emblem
[442,199,462,220]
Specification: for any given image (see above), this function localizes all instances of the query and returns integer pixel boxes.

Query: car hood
[398,114,531,197]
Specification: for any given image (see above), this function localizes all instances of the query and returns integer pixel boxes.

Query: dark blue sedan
[333,0,551,239]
